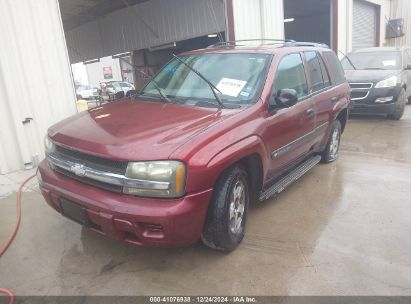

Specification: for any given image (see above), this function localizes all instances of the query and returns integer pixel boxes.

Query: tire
[320,119,342,164]
[388,89,406,120]
[201,165,250,251]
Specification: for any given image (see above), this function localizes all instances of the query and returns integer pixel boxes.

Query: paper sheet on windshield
[216,78,247,97]
[383,60,396,67]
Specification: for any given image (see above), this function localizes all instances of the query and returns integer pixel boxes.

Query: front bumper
[350,85,401,115]
[37,160,213,248]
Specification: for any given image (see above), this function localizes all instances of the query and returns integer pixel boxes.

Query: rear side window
[318,54,331,87]
[324,52,346,85]
[304,51,325,92]
[273,53,308,99]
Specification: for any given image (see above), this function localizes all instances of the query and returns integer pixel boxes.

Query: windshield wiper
[135,70,171,103]
[172,54,226,109]
[117,57,171,103]
[339,50,356,70]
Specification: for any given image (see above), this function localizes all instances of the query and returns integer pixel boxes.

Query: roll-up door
[352,0,378,50]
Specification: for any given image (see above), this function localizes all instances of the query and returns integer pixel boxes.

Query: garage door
[352,0,378,50]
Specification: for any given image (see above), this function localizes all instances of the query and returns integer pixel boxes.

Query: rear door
[263,53,316,179]
[303,51,334,147]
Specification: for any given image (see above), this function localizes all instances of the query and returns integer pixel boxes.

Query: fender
[184,135,269,193]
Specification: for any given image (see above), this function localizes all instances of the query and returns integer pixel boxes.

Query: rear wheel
[320,120,342,163]
[202,165,250,251]
[388,89,406,120]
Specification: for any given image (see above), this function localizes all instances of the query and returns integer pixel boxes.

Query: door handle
[305,108,315,117]
[331,96,338,103]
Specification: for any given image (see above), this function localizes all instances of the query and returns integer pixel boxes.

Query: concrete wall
[0,0,76,174]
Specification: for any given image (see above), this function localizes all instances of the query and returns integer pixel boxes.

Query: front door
[262,53,316,180]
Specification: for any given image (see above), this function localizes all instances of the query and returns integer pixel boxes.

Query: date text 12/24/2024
[149,296,257,303]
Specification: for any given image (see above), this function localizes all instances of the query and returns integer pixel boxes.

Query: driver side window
[273,53,308,100]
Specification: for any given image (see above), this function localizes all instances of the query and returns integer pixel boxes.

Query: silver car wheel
[229,179,246,234]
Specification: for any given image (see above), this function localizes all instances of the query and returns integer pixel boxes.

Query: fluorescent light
[284,18,295,23]
[83,58,100,65]
[148,42,176,51]
[112,52,131,59]
[208,34,218,38]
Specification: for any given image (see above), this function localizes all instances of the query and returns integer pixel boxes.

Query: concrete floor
[1,107,411,296]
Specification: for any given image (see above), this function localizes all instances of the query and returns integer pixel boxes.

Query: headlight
[123,161,186,198]
[375,75,398,88]
[44,136,55,154]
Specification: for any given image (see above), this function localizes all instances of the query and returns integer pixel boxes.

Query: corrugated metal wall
[0,0,76,174]
[232,0,284,41]
[386,0,411,47]
[66,0,226,63]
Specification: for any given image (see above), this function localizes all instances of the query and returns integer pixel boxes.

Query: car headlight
[375,75,398,88]
[123,161,186,198]
[44,136,55,154]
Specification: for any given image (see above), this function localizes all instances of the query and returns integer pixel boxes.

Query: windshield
[341,51,402,70]
[140,53,271,108]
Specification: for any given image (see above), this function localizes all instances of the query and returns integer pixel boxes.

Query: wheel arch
[204,136,268,201]
[336,108,348,133]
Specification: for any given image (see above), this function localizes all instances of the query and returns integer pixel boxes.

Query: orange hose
[0,288,15,304]
[0,173,36,304]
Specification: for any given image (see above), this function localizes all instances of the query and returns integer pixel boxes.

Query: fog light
[375,96,394,103]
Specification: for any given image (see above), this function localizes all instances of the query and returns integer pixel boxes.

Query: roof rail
[207,39,330,49]
[284,41,330,48]
[207,39,296,48]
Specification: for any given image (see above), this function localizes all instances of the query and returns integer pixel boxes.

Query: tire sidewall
[391,88,406,119]
[322,120,342,163]
[202,165,250,251]
[224,169,250,245]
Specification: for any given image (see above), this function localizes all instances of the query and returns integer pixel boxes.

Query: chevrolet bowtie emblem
[70,164,86,177]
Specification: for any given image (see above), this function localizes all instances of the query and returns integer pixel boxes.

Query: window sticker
[383,60,396,67]
[240,91,250,97]
[216,78,247,97]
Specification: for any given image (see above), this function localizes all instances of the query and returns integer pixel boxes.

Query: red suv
[38,40,350,251]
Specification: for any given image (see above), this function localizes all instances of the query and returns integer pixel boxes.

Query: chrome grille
[349,82,373,101]
[54,145,127,175]
[54,166,123,193]
[47,145,170,194]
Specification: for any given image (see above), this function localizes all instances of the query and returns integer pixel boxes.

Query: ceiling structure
[59,0,149,31]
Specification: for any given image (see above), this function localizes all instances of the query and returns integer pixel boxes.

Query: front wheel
[202,165,250,251]
[320,120,342,163]
[388,89,406,120]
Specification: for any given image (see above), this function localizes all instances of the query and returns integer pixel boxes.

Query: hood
[345,69,400,83]
[49,99,237,161]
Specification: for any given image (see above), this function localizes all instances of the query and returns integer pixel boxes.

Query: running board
[259,155,321,202]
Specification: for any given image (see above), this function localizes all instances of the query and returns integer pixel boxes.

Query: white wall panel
[386,0,411,47]
[66,0,226,63]
[232,0,284,41]
[0,0,76,174]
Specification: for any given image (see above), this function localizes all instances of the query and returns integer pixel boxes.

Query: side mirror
[270,89,298,110]
[406,64,411,70]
